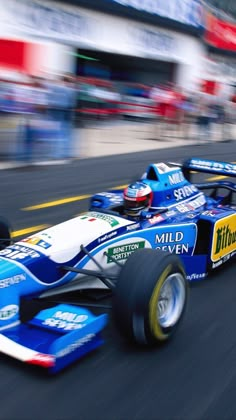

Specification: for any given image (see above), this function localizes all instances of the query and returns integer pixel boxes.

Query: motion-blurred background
[0,0,235,163]
[0,4,235,418]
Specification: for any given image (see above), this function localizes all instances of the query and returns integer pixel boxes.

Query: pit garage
[75,49,177,120]
[76,49,176,84]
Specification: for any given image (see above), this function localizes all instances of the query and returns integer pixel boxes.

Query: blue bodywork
[0,303,107,373]
[90,159,236,280]
[0,158,234,372]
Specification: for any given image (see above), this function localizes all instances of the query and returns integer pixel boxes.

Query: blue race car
[0,157,234,373]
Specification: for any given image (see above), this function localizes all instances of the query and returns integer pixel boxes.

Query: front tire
[112,248,188,346]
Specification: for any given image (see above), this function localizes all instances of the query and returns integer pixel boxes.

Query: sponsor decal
[149,215,164,225]
[156,231,184,243]
[80,216,96,222]
[83,212,119,227]
[22,237,51,249]
[190,159,236,175]
[176,194,206,213]
[0,274,26,288]
[174,185,198,201]
[212,251,236,268]
[43,319,85,331]
[202,210,219,217]
[43,311,89,331]
[186,213,196,219]
[0,304,18,320]
[98,231,117,243]
[186,203,196,211]
[212,215,236,262]
[126,223,140,231]
[0,245,40,260]
[165,210,176,217]
[56,334,95,359]
[212,260,223,269]
[168,171,185,185]
[107,241,145,263]
[53,310,88,323]
[186,273,206,281]
[155,224,197,255]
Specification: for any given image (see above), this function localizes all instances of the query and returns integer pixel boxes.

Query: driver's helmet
[123,181,153,217]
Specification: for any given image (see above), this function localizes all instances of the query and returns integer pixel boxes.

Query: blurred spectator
[231,91,236,104]
[196,95,213,143]
[61,74,77,158]
[44,74,77,159]
[77,77,121,120]
[17,76,48,162]
[0,70,234,163]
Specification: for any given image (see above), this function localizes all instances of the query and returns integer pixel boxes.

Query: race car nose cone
[0,257,27,288]
[0,258,27,330]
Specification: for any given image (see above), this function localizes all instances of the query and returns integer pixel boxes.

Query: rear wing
[170,158,236,180]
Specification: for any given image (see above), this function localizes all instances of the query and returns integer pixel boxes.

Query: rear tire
[112,248,188,345]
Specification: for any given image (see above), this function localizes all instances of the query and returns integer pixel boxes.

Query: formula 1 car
[0,157,234,373]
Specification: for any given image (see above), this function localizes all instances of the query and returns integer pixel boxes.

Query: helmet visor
[124,195,151,211]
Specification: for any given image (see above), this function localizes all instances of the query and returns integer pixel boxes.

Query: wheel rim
[157,273,186,328]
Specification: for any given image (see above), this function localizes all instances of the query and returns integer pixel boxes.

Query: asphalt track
[0,140,235,420]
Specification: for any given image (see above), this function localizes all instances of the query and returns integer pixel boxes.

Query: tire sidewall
[146,260,186,344]
[113,249,187,345]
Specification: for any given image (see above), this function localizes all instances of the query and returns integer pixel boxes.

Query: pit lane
[0,141,235,420]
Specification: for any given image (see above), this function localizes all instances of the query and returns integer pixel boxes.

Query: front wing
[0,303,107,373]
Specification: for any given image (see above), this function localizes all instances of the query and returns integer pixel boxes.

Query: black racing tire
[0,218,12,250]
[112,248,188,346]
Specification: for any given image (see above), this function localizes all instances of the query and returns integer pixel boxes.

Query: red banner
[0,40,25,71]
[0,39,44,75]
[205,13,236,52]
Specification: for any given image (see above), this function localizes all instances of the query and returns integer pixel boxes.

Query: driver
[123,181,153,217]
